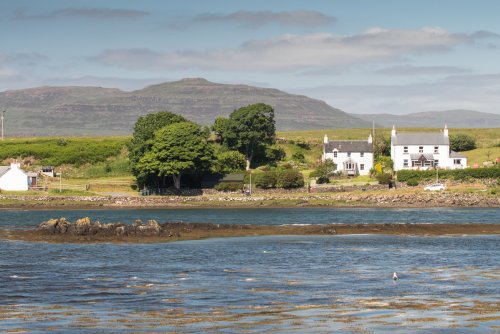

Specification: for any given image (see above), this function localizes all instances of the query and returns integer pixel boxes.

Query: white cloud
[13,7,149,20]
[91,27,498,72]
[373,65,472,76]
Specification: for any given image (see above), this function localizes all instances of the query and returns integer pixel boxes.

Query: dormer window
[419,146,424,153]
[347,152,351,157]
[434,146,439,154]
[333,151,337,158]
[360,152,364,157]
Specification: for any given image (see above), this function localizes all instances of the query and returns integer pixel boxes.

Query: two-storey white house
[390,125,467,171]
[322,134,374,176]
[0,163,29,191]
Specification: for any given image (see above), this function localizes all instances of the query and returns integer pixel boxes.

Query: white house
[322,134,374,176]
[390,125,467,171]
[0,163,29,191]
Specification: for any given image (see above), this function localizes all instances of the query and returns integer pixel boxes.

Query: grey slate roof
[449,151,466,158]
[392,133,449,146]
[0,166,10,178]
[410,153,435,161]
[325,140,373,153]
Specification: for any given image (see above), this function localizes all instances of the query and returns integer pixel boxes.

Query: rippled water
[1,208,499,333]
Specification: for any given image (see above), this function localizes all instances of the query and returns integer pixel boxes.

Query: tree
[211,150,246,174]
[128,111,187,184]
[310,160,336,184]
[450,133,476,152]
[276,168,304,189]
[373,133,390,158]
[135,122,214,189]
[217,103,276,170]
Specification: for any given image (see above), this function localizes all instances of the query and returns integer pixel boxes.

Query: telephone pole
[1,110,5,141]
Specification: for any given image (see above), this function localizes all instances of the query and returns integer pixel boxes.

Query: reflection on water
[0,208,499,333]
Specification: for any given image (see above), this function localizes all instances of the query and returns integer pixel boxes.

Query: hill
[0,78,370,136]
[350,110,500,128]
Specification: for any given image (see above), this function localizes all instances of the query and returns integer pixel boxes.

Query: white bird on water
[393,272,398,281]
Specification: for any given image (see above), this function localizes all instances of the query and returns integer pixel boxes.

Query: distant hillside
[0,78,370,136]
[351,110,500,128]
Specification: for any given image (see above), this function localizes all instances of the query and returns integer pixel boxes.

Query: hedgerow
[397,167,500,182]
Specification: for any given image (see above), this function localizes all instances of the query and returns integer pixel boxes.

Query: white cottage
[0,163,29,191]
[322,134,374,176]
[390,125,467,171]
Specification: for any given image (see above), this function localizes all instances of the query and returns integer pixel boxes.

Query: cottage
[390,125,467,171]
[322,134,374,176]
[0,163,29,191]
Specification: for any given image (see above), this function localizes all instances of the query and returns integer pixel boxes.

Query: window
[403,159,408,167]
[346,163,354,170]
[403,146,408,154]
[333,151,337,158]
[435,159,439,167]
[360,164,365,170]
[434,146,439,154]
[419,146,424,153]
[360,152,364,157]
[454,159,462,165]
[347,152,351,157]
[424,161,432,167]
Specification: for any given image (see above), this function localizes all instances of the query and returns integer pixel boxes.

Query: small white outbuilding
[0,163,29,191]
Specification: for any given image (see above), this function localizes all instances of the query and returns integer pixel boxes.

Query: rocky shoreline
[1,217,498,244]
[0,190,499,209]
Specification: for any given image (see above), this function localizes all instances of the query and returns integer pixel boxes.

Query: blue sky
[1,0,500,115]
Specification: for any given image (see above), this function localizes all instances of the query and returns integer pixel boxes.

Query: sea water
[0,208,499,333]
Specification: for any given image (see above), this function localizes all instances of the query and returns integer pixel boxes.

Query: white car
[424,183,446,191]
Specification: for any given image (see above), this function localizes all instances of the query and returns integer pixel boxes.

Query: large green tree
[450,133,476,152]
[128,111,187,185]
[135,122,214,189]
[217,103,276,170]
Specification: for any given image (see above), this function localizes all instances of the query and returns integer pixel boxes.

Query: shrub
[291,152,305,162]
[397,167,500,182]
[406,179,419,186]
[376,173,392,185]
[254,171,277,189]
[276,168,304,189]
[310,160,336,184]
[449,134,476,151]
[214,182,243,192]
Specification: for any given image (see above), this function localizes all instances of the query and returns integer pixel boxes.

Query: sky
[1,0,500,115]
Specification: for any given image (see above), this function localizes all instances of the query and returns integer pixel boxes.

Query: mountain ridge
[0,78,370,136]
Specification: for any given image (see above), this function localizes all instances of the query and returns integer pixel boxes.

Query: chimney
[391,125,396,137]
[367,134,373,144]
[10,163,21,169]
[323,134,329,144]
[443,124,448,137]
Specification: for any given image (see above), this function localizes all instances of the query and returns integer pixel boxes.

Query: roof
[325,140,373,153]
[0,166,10,178]
[410,153,435,161]
[449,151,466,158]
[392,133,449,146]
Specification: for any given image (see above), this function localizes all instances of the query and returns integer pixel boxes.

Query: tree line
[128,103,277,190]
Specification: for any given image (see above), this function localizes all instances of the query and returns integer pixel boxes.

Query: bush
[397,167,500,182]
[254,171,277,189]
[276,168,304,189]
[291,152,305,162]
[212,150,246,174]
[376,173,392,185]
[310,160,336,184]
[449,134,476,151]
[214,182,243,192]
[406,179,419,186]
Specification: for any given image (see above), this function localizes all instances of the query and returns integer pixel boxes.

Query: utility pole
[1,110,5,141]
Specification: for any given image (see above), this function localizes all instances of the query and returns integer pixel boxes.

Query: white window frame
[434,146,439,154]
[403,146,408,154]
[333,151,337,158]
[419,146,424,153]
[403,159,408,167]
[454,159,462,165]
[360,164,364,170]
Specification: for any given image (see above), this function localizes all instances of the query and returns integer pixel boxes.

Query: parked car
[424,183,446,191]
